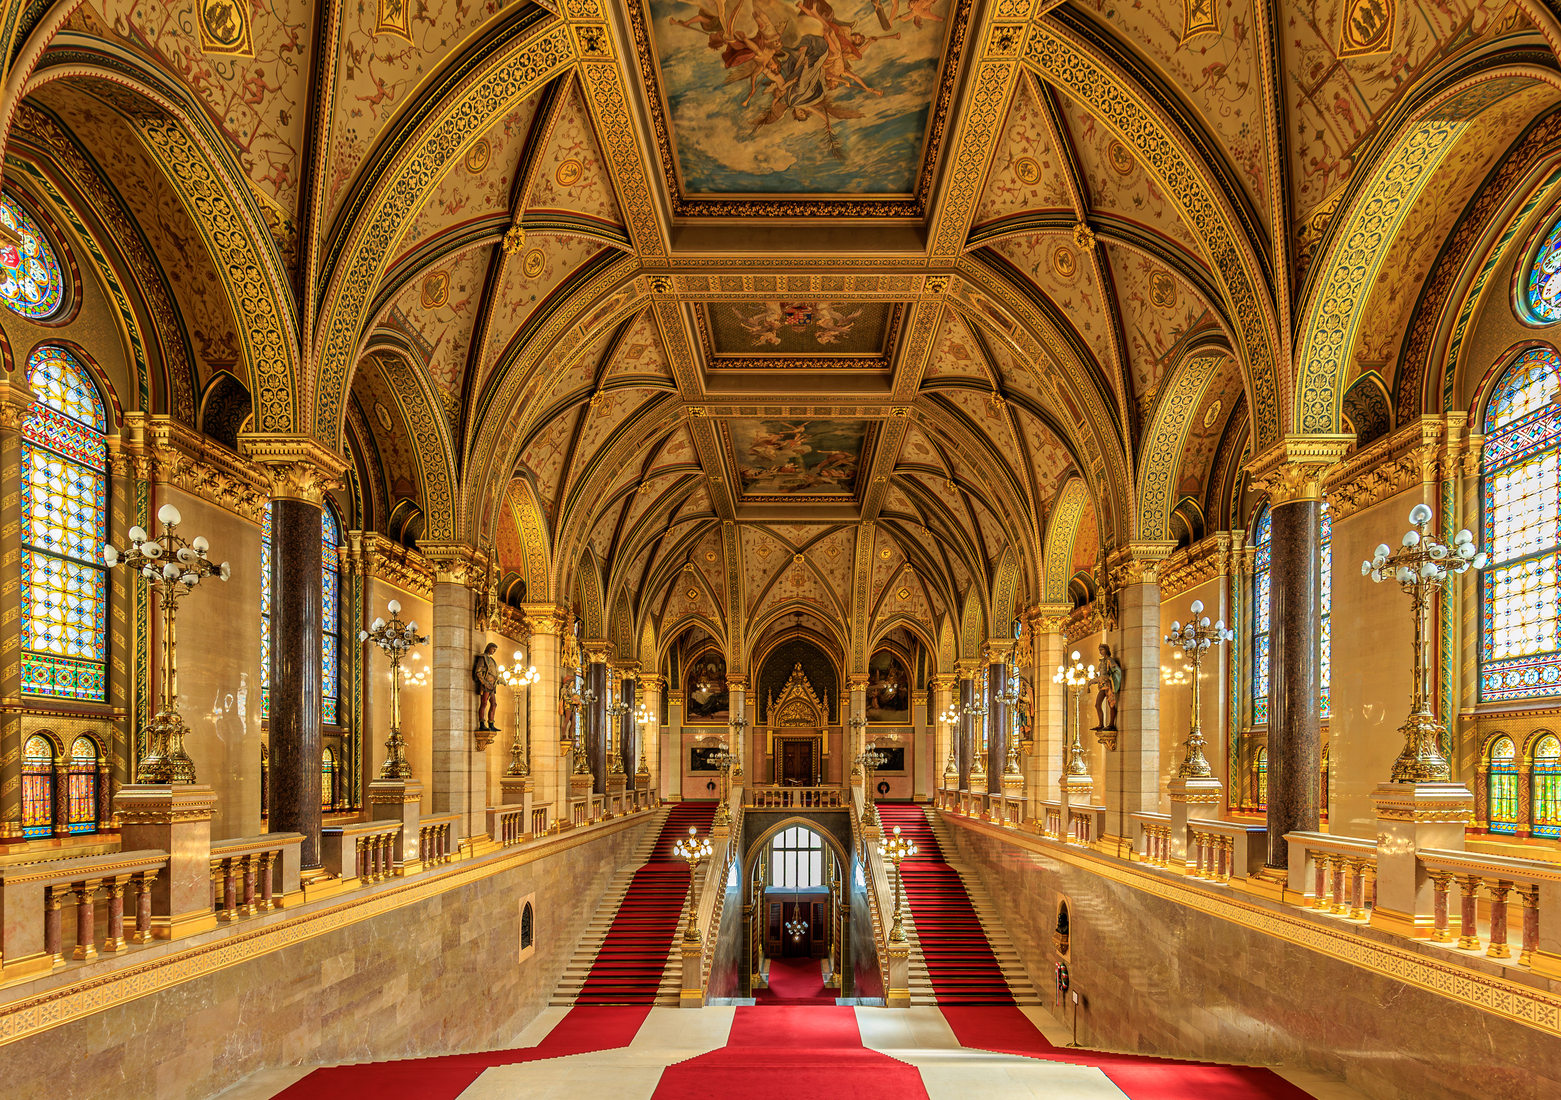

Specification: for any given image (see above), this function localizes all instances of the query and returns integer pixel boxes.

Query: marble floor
[223,1004,1362,1100]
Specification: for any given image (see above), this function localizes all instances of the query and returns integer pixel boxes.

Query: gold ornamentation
[241,435,349,505]
[1072,222,1096,251]
[556,159,584,187]
[1012,156,1042,185]
[464,138,491,172]
[1051,245,1076,278]
[1246,435,1355,505]
[523,248,546,278]
[1180,0,1219,43]
[421,270,450,308]
[1107,140,1135,175]
[1107,542,1177,588]
[501,225,526,255]
[375,0,413,42]
[198,0,253,56]
[1339,0,1395,57]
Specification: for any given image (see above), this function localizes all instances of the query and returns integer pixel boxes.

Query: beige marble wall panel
[1331,490,1427,837]
[1159,576,1231,808]
[363,580,433,792]
[938,814,1561,1100]
[162,485,262,839]
[1,817,657,1100]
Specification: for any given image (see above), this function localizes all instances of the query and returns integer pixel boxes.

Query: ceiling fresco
[642,0,956,198]
[706,299,895,356]
[725,418,870,497]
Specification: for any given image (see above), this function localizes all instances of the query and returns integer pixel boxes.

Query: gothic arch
[1043,477,1091,604]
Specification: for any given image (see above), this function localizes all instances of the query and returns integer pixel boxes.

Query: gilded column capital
[846,676,870,692]
[584,645,614,665]
[984,638,1017,660]
[240,433,348,505]
[952,661,978,680]
[354,531,434,597]
[0,373,36,430]
[638,673,667,690]
[522,603,566,636]
[1246,434,1354,506]
[416,541,490,587]
[1027,602,1073,634]
[725,674,748,691]
[1107,541,1177,587]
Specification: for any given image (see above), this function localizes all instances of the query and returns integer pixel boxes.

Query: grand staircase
[877,804,1042,1006]
[551,802,717,1006]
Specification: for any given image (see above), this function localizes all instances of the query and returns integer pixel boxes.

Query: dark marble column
[957,675,974,791]
[622,676,637,773]
[269,498,323,868]
[586,660,607,794]
[1266,498,1321,871]
[988,657,1008,793]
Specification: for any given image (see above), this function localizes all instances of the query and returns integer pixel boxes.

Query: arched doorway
[746,821,847,1003]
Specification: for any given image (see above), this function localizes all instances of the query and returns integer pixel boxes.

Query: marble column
[524,609,563,813]
[585,656,608,795]
[956,669,975,791]
[987,644,1011,793]
[1248,437,1351,872]
[267,497,324,868]
[1029,606,1070,802]
[1108,543,1176,843]
[729,678,747,785]
[931,676,957,790]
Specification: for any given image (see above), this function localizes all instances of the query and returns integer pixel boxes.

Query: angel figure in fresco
[808,449,856,487]
[733,301,786,346]
[811,302,861,344]
[891,0,945,30]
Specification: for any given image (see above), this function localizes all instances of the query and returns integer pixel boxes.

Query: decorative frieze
[1157,532,1241,600]
[240,434,348,506]
[113,414,270,522]
[1323,415,1476,520]
[349,532,434,600]
[1247,434,1355,505]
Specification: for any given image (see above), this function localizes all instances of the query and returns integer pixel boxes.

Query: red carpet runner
[876,803,1013,1005]
[754,956,835,1005]
[652,1006,927,1099]
[574,801,717,1005]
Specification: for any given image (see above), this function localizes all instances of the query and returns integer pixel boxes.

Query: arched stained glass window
[1534,734,1561,839]
[22,735,55,838]
[521,902,534,949]
[1526,217,1561,323]
[261,503,343,723]
[1252,507,1272,725]
[67,736,99,834]
[1480,347,1561,702]
[1254,747,1268,809]
[0,194,64,319]
[770,825,824,889]
[1251,503,1333,724]
[321,748,335,811]
[21,346,107,702]
[1489,736,1520,834]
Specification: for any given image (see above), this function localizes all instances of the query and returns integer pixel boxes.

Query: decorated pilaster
[523,607,565,815]
[242,435,347,871]
[1027,605,1070,805]
[418,542,491,842]
[848,675,867,780]
[1247,437,1352,875]
[987,639,1013,795]
[727,674,748,796]
[584,648,610,795]
[931,675,958,792]
[0,375,32,836]
[1104,541,1176,845]
[955,664,976,791]
[640,673,666,795]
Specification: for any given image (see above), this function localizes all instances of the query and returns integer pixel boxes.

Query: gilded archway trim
[1043,476,1090,604]
[1136,342,1232,540]
[359,338,460,541]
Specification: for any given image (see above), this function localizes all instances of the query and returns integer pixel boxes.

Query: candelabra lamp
[855,741,890,829]
[785,898,810,942]
[571,679,593,776]
[728,714,747,782]
[1000,648,1025,777]
[499,655,539,779]
[103,504,230,783]
[634,702,654,787]
[1363,503,1487,783]
[964,664,990,784]
[674,826,713,942]
[880,824,918,943]
[708,742,736,828]
[604,670,629,777]
[359,600,428,780]
[1052,650,1095,834]
[1164,600,1234,857]
[940,702,960,787]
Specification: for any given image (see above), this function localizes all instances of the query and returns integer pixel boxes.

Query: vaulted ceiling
[11,0,1561,668]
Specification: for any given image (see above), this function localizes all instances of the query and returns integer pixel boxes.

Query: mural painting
[685,646,730,721]
[865,647,910,722]
[710,300,892,354]
[728,419,867,496]
[647,0,953,195]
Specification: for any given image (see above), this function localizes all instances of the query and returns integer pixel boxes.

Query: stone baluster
[1456,874,1482,950]
[1486,880,1512,959]
[258,852,276,911]
[73,880,99,961]
[1330,857,1348,914]
[1429,870,1453,943]
[104,877,127,952]
[1517,884,1540,967]
[132,872,155,944]
[44,886,63,965]
[1313,854,1330,909]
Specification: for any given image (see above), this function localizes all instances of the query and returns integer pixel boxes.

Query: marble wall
[938,814,1561,1100]
[2,817,656,1100]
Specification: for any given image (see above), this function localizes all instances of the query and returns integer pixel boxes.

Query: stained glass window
[1254,747,1268,809]
[1480,348,1561,701]
[1534,734,1561,839]
[1252,507,1272,725]
[0,193,64,319]
[1527,216,1561,323]
[22,735,55,839]
[261,503,343,723]
[21,346,107,702]
[67,736,99,834]
[770,825,824,889]
[1489,736,1520,834]
[321,748,335,811]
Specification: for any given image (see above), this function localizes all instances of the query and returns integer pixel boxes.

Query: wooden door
[780,740,813,785]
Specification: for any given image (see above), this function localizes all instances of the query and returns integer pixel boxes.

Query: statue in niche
[472,642,499,732]
[1091,643,1122,733]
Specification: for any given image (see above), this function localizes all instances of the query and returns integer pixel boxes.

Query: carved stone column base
[1370,782,1473,938]
[369,779,425,866]
[499,775,533,807]
[1168,776,1223,866]
[113,784,218,940]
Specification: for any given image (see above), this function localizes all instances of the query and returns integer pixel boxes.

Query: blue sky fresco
[648,0,951,196]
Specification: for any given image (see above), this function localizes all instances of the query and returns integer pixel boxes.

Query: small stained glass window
[1527,216,1561,323]
[20,346,107,702]
[1489,736,1520,834]
[22,734,55,838]
[1252,507,1272,725]
[1534,734,1561,839]
[67,735,99,834]
[0,194,64,319]
[1480,348,1561,702]
[321,747,335,811]
[1255,747,1269,809]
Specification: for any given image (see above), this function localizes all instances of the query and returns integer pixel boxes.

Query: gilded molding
[1156,531,1236,600]
[1026,602,1073,634]
[351,532,434,601]
[1246,435,1354,505]
[1321,416,1474,521]
[240,434,349,505]
[1106,541,1177,587]
[418,542,493,589]
[132,416,269,523]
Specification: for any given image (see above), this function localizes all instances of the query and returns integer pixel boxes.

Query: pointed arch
[1043,477,1090,604]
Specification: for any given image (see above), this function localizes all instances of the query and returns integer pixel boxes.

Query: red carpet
[651,1006,927,1099]
[272,1006,649,1100]
[754,955,835,1004]
[876,804,1014,1004]
[574,802,718,1005]
[941,1005,1313,1099]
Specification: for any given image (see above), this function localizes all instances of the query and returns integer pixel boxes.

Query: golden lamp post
[635,702,653,784]
[674,826,713,942]
[604,669,629,776]
[879,824,918,943]
[855,740,889,828]
[358,600,428,780]
[1053,650,1094,780]
[940,702,960,786]
[965,663,990,784]
[1362,503,1486,782]
[103,504,230,783]
[1164,599,1234,778]
[499,654,539,777]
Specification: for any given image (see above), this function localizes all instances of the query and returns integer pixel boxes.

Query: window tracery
[20,346,107,702]
[66,736,99,834]
[1526,216,1561,323]
[769,825,824,890]
[1533,733,1561,839]
[0,193,64,319]
[1488,735,1520,834]
[21,734,56,839]
[1479,347,1561,702]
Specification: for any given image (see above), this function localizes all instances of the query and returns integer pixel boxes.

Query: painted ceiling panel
[352,354,421,505]
[384,246,489,416]
[605,309,674,380]
[990,233,1115,380]
[1178,356,1243,500]
[526,79,625,226]
[923,311,992,382]
[973,75,1077,226]
[1106,244,1211,403]
[478,233,608,381]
